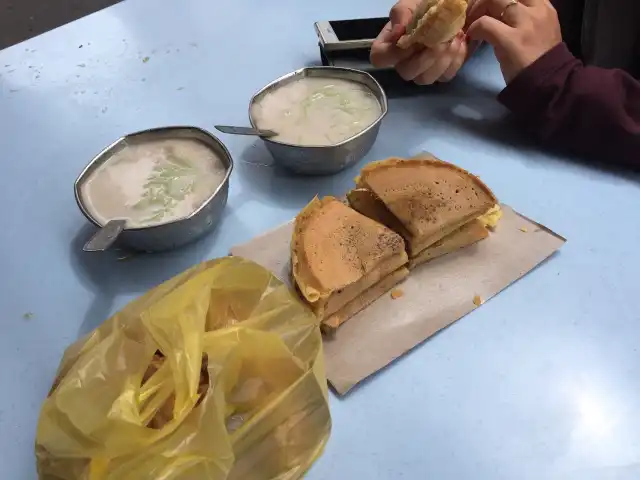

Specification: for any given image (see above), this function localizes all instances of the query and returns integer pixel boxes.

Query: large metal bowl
[74,126,233,252]
[248,66,388,176]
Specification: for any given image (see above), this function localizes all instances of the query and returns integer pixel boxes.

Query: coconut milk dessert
[81,138,227,228]
[251,77,382,146]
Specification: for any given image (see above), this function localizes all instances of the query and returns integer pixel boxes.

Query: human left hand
[370,0,419,70]
[371,0,470,85]
[396,32,470,85]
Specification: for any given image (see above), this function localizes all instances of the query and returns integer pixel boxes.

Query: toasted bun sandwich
[409,219,488,268]
[321,266,409,333]
[350,156,499,267]
[348,187,489,268]
[397,0,468,49]
[291,197,409,330]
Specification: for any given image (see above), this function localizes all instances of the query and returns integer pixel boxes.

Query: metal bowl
[248,66,388,176]
[74,126,233,252]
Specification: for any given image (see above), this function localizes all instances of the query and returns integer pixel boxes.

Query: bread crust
[397,0,468,49]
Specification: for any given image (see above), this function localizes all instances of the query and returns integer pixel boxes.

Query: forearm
[498,43,640,167]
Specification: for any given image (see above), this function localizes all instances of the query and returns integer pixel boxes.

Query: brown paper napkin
[231,205,565,394]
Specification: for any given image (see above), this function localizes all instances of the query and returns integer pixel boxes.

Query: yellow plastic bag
[36,257,331,480]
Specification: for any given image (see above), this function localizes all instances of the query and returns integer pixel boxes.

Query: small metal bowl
[248,66,388,176]
[74,126,233,252]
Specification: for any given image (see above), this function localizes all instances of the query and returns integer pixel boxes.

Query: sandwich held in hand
[291,197,409,333]
[349,156,500,269]
[397,0,468,49]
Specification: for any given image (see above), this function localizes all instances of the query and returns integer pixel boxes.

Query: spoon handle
[83,219,126,252]
[214,125,276,137]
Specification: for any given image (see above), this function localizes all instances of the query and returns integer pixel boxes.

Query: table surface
[2,0,640,478]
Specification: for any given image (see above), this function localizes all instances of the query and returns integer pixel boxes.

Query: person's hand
[371,0,469,85]
[465,0,562,83]
[370,1,416,69]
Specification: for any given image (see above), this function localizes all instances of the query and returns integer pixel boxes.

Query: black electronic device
[314,18,388,51]
[314,18,420,90]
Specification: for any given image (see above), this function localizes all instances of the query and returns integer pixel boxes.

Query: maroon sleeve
[498,43,640,167]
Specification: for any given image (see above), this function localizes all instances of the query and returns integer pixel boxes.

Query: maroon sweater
[498,0,640,166]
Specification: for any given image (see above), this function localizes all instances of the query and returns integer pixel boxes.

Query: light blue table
[2,0,640,478]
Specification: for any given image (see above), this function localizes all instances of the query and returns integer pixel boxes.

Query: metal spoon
[214,125,277,138]
[83,219,126,252]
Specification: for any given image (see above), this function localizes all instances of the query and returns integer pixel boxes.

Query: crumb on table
[390,289,404,300]
[473,295,483,307]
[519,227,528,233]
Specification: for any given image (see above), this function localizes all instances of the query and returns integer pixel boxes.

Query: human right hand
[465,0,562,83]
[371,0,469,85]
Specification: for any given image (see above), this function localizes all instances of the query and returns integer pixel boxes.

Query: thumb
[388,4,414,42]
[389,3,413,28]
[466,16,513,48]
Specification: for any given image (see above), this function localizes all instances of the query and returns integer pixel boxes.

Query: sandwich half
[348,188,489,268]
[397,0,468,49]
[291,196,409,332]
[349,156,498,268]
[408,219,488,269]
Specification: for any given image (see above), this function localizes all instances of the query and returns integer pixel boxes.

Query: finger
[371,43,418,68]
[374,21,395,43]
[375,18,406,44]
[467,16,515,47]
[389,2,415,28]
[415,41,459,85]
[371,22,413,67]
[467,0,535,9]
[466,0,528,28]
[440,39,467,82]
[388,23,406,43]
[395,46,438,81]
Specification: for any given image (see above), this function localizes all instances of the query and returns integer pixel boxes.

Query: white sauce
[251,77,382,146]
[81,138,227,228]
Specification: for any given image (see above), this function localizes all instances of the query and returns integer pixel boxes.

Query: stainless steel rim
[247,66,388,149]
[74,125,234,233]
